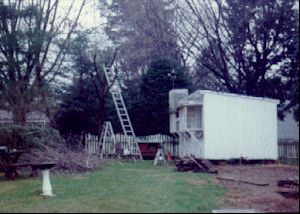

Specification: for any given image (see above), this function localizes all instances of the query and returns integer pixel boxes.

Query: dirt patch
[213,164,299,213]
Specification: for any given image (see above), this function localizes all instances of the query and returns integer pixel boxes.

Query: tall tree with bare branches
[58,31,118,135]
[0,0,86,124]
[175,0,299,119]
[100,0,182,75]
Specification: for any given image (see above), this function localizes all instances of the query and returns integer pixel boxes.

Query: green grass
[0,161,226,213]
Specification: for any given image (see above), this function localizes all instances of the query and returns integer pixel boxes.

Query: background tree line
[0,0,298,139]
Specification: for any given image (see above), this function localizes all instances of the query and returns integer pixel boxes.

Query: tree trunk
[12,106,27,126]
[98,96,105,136]
[41,91,54,126]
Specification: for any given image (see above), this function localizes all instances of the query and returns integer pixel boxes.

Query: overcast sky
[58,0,104,29]
[57,0,110,48]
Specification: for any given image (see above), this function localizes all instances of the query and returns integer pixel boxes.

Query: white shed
[169,89,280,160]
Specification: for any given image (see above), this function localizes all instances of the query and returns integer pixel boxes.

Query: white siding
[203,93,278,160]
[169,113,177,133]
[178,107,186,131]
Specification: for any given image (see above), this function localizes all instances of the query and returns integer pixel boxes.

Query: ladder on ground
[99,121,116,159]
[153,147,166,165]
[103,65,143,160]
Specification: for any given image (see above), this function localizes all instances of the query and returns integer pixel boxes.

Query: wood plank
[216,176,269,186]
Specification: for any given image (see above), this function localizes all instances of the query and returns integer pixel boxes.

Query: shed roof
[199,90,280,103]
[178,90,204,107]
[177,90,280,108]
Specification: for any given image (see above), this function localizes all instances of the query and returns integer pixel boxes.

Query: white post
[41,169,54,196]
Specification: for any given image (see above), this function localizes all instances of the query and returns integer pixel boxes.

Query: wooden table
[0,149,29,180]
[0,150,24,164]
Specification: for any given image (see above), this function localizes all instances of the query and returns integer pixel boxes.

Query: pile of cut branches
[20,143,105,173]
[175,155,217,174]
[0,125,104,173]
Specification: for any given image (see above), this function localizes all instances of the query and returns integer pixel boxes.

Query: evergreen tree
[125,57,189,135]
[55,77,100,136]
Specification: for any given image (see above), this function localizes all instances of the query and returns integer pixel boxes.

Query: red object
[138,143,160,159]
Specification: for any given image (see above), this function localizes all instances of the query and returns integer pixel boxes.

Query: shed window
[187,106,202,130]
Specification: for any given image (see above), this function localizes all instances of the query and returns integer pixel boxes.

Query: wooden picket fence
[278,139,299,160]
[85,134,101,154]
[137,134,179,157]
[86,134,298,162]
[85,133,179,157]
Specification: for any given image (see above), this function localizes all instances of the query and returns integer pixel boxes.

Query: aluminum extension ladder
[103,65,143,160]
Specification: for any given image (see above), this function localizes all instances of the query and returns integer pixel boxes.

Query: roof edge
[198,90,280,104]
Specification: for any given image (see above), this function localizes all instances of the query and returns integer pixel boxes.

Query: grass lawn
[0,161,226,213]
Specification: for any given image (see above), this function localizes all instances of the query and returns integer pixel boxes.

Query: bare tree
[90,49,118,134]
[65,31,119,134]
[175,0,299,118]
[0,0,86,124]
[100,0,182,76]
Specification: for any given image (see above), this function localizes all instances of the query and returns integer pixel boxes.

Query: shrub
[0,125,63,151]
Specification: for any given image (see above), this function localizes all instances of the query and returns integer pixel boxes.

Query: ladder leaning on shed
[103,65,143,160]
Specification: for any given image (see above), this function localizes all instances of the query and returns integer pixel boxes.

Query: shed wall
[203,93,278,160]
